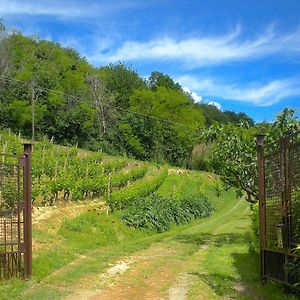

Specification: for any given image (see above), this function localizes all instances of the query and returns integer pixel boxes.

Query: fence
[257,134,300,288]
[0,144,32,279]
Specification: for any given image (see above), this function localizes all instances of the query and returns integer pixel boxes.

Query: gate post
[257,135,266,280]
[283,136,291,249]
[23,144,32,279]
[282,136,291,283]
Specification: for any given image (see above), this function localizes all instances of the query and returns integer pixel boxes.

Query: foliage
[148,71,182,91]
[285,259,300,286]
[108,167,168,211]
[203,109,300,203]
[102,63,146,108]
[188,143,212,171]
[0,129,149,206]
[1,179,18,210]
[121,193,213,232]
[204,122,259,203]
[197,102,254,126]
[130,86,204,128]
[0,19,10,76]
[0,31,254,168]
[266,108,300,144]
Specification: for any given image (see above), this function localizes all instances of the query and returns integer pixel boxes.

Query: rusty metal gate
[257,134,300,288]
[0,144,32,280]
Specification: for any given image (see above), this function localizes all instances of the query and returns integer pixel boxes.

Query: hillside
[0,32,253,168]
[0,129,297,299]
[0,128,230,298]
[0,138,295,299]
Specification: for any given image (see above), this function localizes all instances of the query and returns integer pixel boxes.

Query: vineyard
[0,129,164,209]
[0,129,297,300]
[0,129,213,224]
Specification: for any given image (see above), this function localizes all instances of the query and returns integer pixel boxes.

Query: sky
[1,0,300,122]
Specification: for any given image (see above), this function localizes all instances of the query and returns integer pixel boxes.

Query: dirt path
[59,198,256,300]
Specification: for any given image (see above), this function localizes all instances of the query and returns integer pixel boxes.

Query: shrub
[1,179,18,210]
[108,168,167,211]
[121,193,213,232]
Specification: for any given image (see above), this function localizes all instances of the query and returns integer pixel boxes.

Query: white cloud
[183,86,221,109]
[177,75,300,106]
[0,0,151,18]
[89,26,300,67]
[208,101,222,110]
[182,86,203,102]
[1,1,88,17]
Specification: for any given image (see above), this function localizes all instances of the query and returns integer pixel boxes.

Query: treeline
[0,31,253,166]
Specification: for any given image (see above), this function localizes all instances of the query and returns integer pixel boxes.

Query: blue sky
[1,0,300,122]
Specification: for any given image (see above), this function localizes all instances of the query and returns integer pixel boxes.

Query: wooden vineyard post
[23,144,32,279]
[107,173,111,215]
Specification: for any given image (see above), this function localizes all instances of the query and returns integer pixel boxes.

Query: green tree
[130,86,204,128]
[148,71,182,91]
[204,109,300,203]
[101,63,146,108]
[0,18,9,76]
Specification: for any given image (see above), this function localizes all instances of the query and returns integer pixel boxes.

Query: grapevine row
[108,167,168,211]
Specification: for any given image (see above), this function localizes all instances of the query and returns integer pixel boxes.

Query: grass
[0,210,156,299]
[0,168,298,299]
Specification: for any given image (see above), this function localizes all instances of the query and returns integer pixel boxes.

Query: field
[0,130,298,299]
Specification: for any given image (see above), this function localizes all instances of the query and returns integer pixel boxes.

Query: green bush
[285,258,300,286]
[292,189,300,242]
[121,193,213,232]
[108,168,167,211]
[1,179,18,210]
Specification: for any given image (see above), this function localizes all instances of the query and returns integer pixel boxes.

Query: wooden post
[107,173,111,215]
[31,84,35,143]
[42,145,45,177]
[257,134,266,280]
[282,136,291,283]
[23,143,32,279]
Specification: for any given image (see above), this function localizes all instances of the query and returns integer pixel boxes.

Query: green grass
[178,199,298,300]
[0,168,298,299]
[0,211,156,299]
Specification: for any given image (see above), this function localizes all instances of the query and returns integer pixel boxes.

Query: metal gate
[0,144,32,280]
[257,134,300,288]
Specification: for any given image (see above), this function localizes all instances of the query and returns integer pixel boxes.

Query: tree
[266,108,300,143]
[86,73,113,135]
[0,30,259,168]
[130,86,204,128]
[101,63,146,108]
[0,19,9,76]
[204,109,300,203]
[223,111,254,126]
[148,71,182,91]
[205,122,259,203]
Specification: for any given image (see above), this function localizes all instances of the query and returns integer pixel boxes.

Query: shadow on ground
[173,231,299,299]
[175,232,246,248]
[174,232,252,298]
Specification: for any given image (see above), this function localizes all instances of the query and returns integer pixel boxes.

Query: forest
[0,29,253,169]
